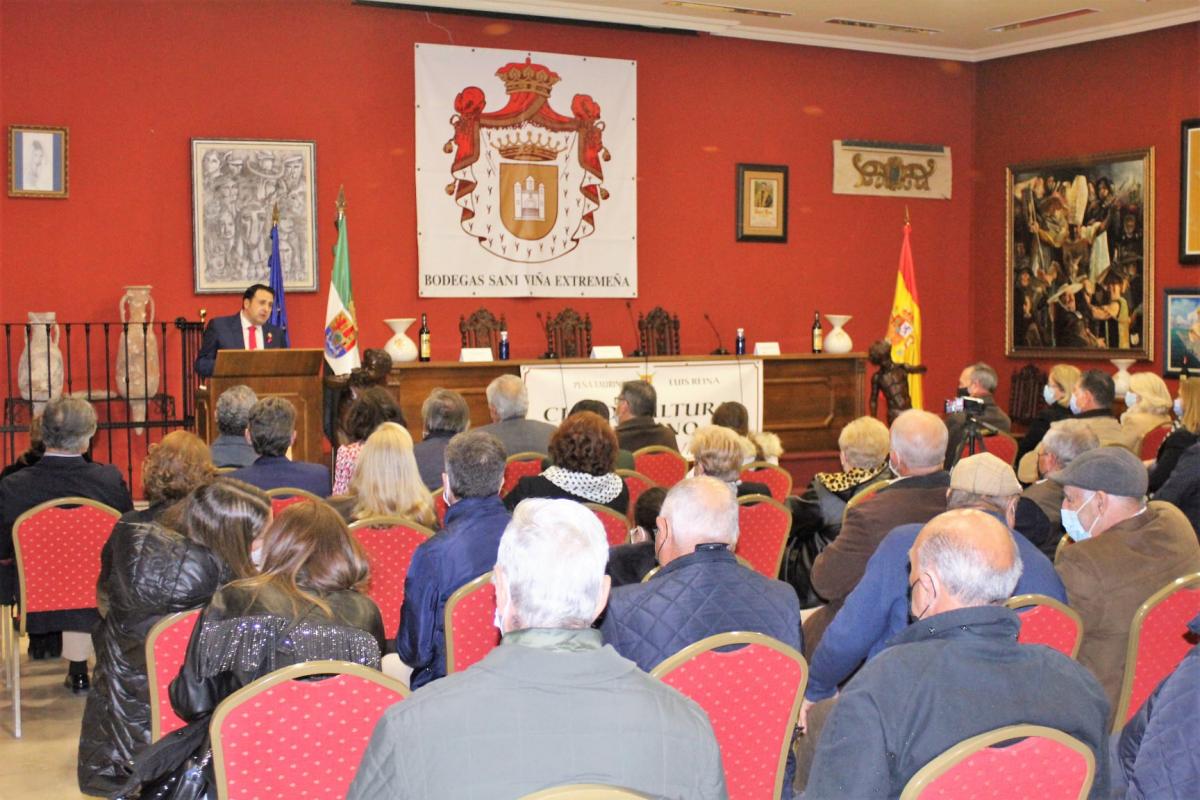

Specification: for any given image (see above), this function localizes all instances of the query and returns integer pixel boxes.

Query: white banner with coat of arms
[415,44,637,297]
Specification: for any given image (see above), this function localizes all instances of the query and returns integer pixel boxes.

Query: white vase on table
[1110,359,1136,397]
[823,314,854,354]
[384,318,419,362]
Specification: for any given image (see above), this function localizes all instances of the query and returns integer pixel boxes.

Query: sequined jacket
[169,583,386,723]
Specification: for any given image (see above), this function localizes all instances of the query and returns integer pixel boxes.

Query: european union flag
[267,221,290,347]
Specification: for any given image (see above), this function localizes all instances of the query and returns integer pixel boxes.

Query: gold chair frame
[735,494,793,578]
[348,515,436,538]
[1004,593,1084,659]
[1111,571,1200,732]
[264,486,324,503]
[585,503,632,546]
[614,469,659,521]
[443,570,495,675]
[145,608,203,742]
[650,631,807,800]
[898,723,1095,800]
[521,784,650,799]
[740,460,794,499]
[210,659,409,800]
[631,446,688,486]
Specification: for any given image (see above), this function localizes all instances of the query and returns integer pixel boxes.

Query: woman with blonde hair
[1148,378,1200,492]
[1121,372,1174,444]
[330,421,435,527]
[688,424,772,497]
[1015,364,1080,466]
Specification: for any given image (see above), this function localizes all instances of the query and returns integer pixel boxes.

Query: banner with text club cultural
[415,44,637,298]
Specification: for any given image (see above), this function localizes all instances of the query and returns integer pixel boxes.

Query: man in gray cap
[1052,446,1200,720]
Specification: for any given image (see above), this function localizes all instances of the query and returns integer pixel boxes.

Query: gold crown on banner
[495,130,565,162]
[496,57,561,98]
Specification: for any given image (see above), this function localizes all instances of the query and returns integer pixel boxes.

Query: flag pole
[336,184,346,222]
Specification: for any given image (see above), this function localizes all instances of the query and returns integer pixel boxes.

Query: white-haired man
[348,499,727,799]
[804,510,1110,799]
[1015,418,1098,558]
[944,361,1012,465]
[476,374,556,455]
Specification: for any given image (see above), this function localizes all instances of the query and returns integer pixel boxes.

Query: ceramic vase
[384,318,419,362]
[116,285,160,435]
[1110,358,1135,397]
[17,311,64,414]
[823,314,854,354]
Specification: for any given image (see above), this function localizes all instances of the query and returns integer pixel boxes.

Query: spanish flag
[887,222,923,409]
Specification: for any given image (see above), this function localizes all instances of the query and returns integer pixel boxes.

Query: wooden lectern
[196,349,325,464]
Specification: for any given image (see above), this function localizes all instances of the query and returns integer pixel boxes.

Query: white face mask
[1125,392,1139,409]
[1062,491,1098,542]
[1069,394,1081,414]
[1043,385,1057,405]
[1175,398,1185,417]
[250,543,263,568]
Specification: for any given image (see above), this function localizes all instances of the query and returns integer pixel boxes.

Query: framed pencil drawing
[1006,148,1154,360]
[191,138,318,294]
[736,163,787,242]
[8,125,68,198]
[1181,118,1200,264]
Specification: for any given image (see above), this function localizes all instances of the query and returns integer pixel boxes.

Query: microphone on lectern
[704,313,729,355]
[626,300,645,358]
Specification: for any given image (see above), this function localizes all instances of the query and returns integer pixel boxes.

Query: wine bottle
[812,312,823,354]
[418,313,431,362]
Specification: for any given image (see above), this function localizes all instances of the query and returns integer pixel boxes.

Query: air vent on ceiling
[988,8,1099,33]
[663,1,793,18]
[825,18,941,35]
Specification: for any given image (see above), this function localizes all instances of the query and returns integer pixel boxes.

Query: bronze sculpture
[868,338,926,424]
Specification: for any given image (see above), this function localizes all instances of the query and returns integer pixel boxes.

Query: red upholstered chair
[585,503,631,547]
[959,431,1020,466]
[349,517,435,639]
[10,497,121,738]
[1139,423,1174,461]
[210,660,408,800]
[615,469,658,521]
[651,632,807,800]
[503,452,547,497]
[632,446,687,488]
[265,487,322,515]
[899,724,1095,800]
[146,608,202,741]
[434,487,449,527]
[1112,572,1200,731]
[1005,594,1084,659]
[444,571,500,674]
[738,461,793,501]
[735,495,792,579]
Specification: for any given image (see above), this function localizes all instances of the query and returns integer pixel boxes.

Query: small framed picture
[1181,118,1200,264]
[1163,288,1200,377]
[8,125,68,198]
[736,163,787,242]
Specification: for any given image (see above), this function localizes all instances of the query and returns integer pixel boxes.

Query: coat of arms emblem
[444,57,610,263]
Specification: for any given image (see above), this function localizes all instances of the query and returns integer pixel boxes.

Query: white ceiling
[373,0,1200,61]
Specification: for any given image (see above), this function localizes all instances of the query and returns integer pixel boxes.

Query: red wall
[0,0,979,408]
[972,23,1200,399]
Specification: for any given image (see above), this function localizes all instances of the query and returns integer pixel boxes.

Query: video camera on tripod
[945,396,1000,467]
[944,396,986,419]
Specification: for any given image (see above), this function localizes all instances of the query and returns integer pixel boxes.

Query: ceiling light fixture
[988,8,1099,33]
[825,18,941,35]
[663,1,793,18]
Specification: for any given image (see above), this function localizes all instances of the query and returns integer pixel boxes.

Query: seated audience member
[1017,369,1137,482]
[607,486,667,588]
[797,453,1067,778]
[0,396,133,681]
[123,501,386,799]
[325,348,394,449]
[1014,363,1079,466]
[328,422,435,529]
[1051,446,1200,719]
[1120,372,1173,448]
[1015,420,1099,558]
[614,379,679,452]
[688,424,772,496]
[397,431,510,689]
[229,396,330,496]
[712,400,783,464]
[476,374,556,455]
[78,479,268,796]
[1147,378,1199,492]
[504,411,629,514]
[802,510,1110,799]
[348,499,727,799]
[566,398,634,469]
[332,386,405,495]
[803,409,949,655]
[944,361,1012,465]
[1153,441,1200,534]
[0,413,43,479]
[209,384,258,468]
[601,476,801,673]
[412,388,470,489]
[1115,612,1200,800]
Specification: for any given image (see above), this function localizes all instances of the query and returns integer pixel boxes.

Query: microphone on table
[536,311,556,359]
[704,313,729,355]
[626,300,645,357]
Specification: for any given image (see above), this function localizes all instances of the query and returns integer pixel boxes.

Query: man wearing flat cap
[1052,446,1200,720]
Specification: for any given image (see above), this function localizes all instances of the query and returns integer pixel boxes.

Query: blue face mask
[1062,491,1098,542]
[1069,394,1081,415]
[1125,392,1139,409]
[1176,398,1185,417]
[1043,385,1057,405]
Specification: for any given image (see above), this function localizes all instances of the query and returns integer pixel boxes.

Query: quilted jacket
[1117,612,1200,800]
[600,544,802,673]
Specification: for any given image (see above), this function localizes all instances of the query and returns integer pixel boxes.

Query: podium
[196,349,325,464]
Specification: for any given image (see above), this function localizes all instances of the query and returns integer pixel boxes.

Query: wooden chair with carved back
[637,306,681,356]
[543,308,592,359]
[1009,363,1048,427]
[459,307,506,358]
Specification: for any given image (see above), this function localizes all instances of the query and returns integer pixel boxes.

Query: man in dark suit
[229,397,330,496]
[614,380,679,453]
[475,375,556,456]
[0,397,133,690]
[194,283,286,378]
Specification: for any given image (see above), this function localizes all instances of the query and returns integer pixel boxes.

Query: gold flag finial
[904,205,911,225]
[271,203,280,226]
[336,185,346,219]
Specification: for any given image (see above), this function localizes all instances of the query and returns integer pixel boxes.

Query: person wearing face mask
[943,362,1012,466]
[1015,420,1100,558]
[396,431,510,690]
[1147,379,1199,493]
[802,509,1111,800]
[1119,372,1174,449]
[348,498,727,800]
[1014,363,1080,467]
[1051,446,1200,722]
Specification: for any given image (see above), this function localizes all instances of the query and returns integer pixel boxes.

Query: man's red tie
[248,325,258,350]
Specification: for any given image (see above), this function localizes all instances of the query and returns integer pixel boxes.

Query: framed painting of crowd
[191,138,318,294]
[1006,148,1154,360]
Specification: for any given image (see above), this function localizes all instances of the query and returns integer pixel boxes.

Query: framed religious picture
[1163,289,1200,378]
[736,163,787,242]
[1005,148,1154,360]
[8,125,68,198]
[191,138,318,294]
[1181,118,1200,264]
